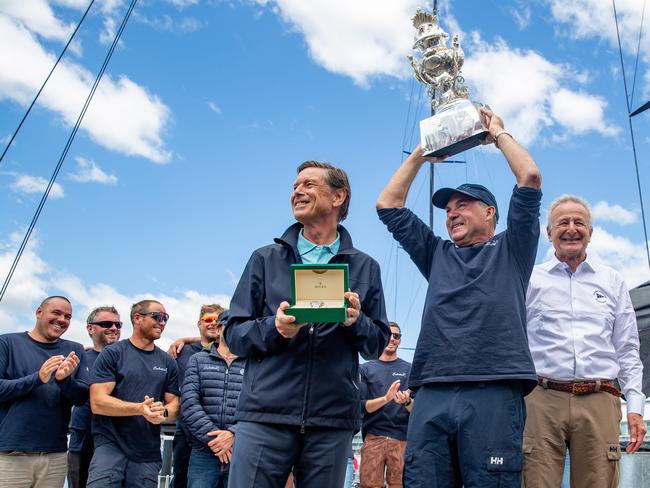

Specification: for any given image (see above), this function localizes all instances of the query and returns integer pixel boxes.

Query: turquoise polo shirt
[297,230,340,264]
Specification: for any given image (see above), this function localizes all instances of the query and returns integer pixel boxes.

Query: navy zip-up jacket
[224,223,390,431]
[181,344,245,450]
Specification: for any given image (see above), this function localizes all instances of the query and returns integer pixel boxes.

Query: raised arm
[481,107,541,190]
[376,146,437,209]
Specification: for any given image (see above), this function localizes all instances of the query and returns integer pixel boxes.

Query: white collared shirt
[526,256,645,415]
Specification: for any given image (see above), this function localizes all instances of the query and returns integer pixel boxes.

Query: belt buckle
[571,382,582,394]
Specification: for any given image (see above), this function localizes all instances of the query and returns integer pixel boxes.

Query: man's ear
[332,188,347,209]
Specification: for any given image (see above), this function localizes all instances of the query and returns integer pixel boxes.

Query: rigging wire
[0,0,139,303]
[612,0,650,270]
[0,0,96,167]
[630,0,646,107]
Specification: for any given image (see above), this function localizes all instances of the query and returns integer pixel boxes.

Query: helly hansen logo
[609,446,619,453]
[490,457,504,465]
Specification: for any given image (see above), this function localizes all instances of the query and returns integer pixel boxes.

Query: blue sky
[1,0,650,360]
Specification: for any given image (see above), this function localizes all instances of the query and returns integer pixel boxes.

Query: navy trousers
[227,421,353,488]
[171,423,192,488]
[404,381,526,488]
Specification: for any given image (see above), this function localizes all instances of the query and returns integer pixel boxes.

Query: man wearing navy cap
[377,107,542,488]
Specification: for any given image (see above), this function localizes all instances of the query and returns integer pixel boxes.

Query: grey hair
[87,305,120,324]
[547,194,592,229]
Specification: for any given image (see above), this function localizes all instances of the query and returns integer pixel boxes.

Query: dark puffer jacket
[181,343,246,450]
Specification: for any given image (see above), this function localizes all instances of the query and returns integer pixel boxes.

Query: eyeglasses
[391,333,402,340]
[200,316,224,325]
[139,312,170,323]
[89,321,123,329]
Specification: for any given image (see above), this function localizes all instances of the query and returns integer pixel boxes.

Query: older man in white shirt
[523,194,646,488]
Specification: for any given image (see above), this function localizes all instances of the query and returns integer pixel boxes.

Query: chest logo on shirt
[153,366,168,372]
[593,290,607,303]
[392,372,407,377]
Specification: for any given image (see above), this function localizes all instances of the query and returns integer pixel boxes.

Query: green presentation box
[285,263,349,323]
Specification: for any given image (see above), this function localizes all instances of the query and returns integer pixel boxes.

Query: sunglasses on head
[200,316,224,325]
[391,332,402,340]
[89,320,122,329]
[139,311,170,323]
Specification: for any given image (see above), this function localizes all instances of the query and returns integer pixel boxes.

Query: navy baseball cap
[432,183,499,223]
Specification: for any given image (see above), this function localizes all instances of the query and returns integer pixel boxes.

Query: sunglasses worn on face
[201,316,224,325]
[140,312,170,323]
[90,321,123,329]
[391,333,402,340]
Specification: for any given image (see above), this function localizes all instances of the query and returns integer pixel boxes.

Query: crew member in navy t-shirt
[0,295,88,488]
[166,303,225,488]
[87,299,180,488]
[359,322,412,488]
[377,108,542,487]
[67,305,122,488]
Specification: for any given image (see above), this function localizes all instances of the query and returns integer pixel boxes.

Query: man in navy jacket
[377,108,542,487]
[224,160,390,488]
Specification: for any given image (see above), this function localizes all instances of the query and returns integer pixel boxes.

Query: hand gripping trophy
[408,8,488,157]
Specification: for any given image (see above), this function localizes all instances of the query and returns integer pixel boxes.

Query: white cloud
[548,0,650,96]
[0,235,231,349]
[589,226,650,288]
[167,0,198,8]
[511,6,531,30]
[592,201,638,225]
[99,16,116,45]
[11,174,64,198]
[0,232,50,315]
[549,89,620,136]
[463,35,620,144]
[0,0,75,43]
[549,0,648,55]
[207,101,222,114]
[68,156,118,184]
[0,14,172,162]
[254,0,424,86]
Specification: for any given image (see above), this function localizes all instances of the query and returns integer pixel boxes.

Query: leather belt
[538,377,622,397]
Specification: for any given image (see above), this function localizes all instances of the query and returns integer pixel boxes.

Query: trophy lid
[411,8,448,51]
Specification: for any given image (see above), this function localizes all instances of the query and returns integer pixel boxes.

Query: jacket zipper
[300,323,315,434]
[220,363,230,429]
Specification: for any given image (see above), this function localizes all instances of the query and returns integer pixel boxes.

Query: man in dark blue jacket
[182,311,244,488]
[224,160,390,488]
[168,303,225,488]
[376,108,542,488]
[0,295,88,488]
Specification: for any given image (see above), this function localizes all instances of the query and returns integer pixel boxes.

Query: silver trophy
[408,9,488,157]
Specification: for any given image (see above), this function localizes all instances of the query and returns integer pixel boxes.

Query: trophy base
[420,99,489,158]
[426,131,488,158]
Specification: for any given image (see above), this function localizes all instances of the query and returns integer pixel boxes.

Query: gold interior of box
[294,268,345,305]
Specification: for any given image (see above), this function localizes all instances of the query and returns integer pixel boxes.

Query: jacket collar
[274,222,358,258]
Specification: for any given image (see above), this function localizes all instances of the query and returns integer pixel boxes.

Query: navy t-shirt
[0,332,88,452]
[175,341,203,426]
[91,339,180,462]
[176,341,204,382]
[69,348,100,452]
[360,358,411,441]
[378,186,541,393]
